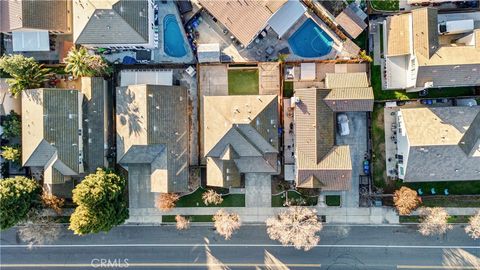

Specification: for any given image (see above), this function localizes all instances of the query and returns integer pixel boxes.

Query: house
[384,8,480,91]
[395,106,480,182]
[293,72,373,190]
[0,78,21,116]
[335,3,368,39]
[203,95,279,187]
[21,78,109,197]
[0,0,71,52]
[73,0,155,49]
[116,84,189,209]
[198,0,306,47]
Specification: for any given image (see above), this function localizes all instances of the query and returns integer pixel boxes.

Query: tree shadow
[116,87,143,136]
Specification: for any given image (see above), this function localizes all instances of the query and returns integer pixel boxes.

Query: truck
[438,19,474,35]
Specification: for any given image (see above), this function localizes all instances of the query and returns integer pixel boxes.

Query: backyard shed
[335,4,367,39]
[300,63,316,81]
[268,1,307,38]
[120,70,173,86]
[197,43,220,63]
[12,30,50,52]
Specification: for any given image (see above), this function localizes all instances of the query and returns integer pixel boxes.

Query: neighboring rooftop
[335,3,368,39]
[73,0,149,45]
[203,95,279,188]
[116,84,189,194]
[0,0,71,33]
[198,0,287,46]
[399,106,480,182]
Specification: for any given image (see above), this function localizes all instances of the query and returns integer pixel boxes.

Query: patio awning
[12,30,50,52]
[119,70,173,86]
[300,63,316,81]
[268,0,306,38]
[197,43,220,63]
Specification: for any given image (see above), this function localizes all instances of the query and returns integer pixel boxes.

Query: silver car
[337,113,350,136]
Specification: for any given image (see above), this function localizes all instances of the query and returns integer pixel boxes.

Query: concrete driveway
[245,173,272,208]
[336,112,368,208]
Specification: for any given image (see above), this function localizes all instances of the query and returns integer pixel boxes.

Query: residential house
[73,0,155,49]
[203,95,279,188]
[384,7,480,91]
[395,106,480,182]
[293,72,373,190]
[198,0,306,47]
[116,84,189,209]
[335,3,368,39]
[21,78,109,197]
[0,0,72,52]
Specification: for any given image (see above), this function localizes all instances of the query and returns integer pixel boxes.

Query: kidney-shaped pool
[163,14,187,57]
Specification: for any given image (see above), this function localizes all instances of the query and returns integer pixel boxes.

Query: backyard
[228,68,259,95]
[370,0,399,11]
[176,188,245,207]
[372,104,387,189]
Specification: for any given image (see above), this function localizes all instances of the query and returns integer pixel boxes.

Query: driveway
[245,173,272,208]
[336,112,368,208]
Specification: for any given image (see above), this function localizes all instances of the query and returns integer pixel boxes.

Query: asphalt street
[1,224,479,269]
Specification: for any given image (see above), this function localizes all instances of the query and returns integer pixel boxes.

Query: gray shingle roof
[75,0,149,45]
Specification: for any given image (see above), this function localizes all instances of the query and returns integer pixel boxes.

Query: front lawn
[400,181,480,195]
[399,215,471,223]
[228,69,259,95]
[176,188,245,207]
[420,195,480,207]
[370,0,399,11]
[271,191,318,207]
[162,215,213,222]
[325,195,341,206]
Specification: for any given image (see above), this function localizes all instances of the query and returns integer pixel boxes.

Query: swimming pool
[163,14,187,57]
[288,19,333,58]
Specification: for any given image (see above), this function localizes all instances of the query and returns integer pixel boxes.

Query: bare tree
[41,191,65,215]
[175,215,190,230]
[156,193,180,212]
[18,210,61,247]
[202,189,223,206]
[393,187,421,215]
[213,209,241,240]
[418,207,452,236]
[266,207,322,251]
[465,211,480,239]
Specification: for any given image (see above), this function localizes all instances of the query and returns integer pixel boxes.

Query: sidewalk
[127,206,399,224]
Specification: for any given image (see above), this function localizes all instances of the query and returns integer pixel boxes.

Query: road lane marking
[0,263,321,268]
[398,266,479,269]
[1,244,479,249]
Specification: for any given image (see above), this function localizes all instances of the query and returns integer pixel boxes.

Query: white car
[337,113,350,136]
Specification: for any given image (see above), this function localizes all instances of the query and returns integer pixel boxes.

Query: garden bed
[370,0,399,12]
[420,195,480,207]
[176,188,245,207]
[325,195,341,206]
[271,191,318,207]
[162,215,213,222]
[399,215,471,223]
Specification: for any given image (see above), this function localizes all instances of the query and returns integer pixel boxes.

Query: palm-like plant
[64,47,96,78]
[0,55,50,97]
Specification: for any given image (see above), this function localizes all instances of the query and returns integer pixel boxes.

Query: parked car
[337,113,350,136]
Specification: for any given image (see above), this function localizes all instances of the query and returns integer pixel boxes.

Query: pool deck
[154,0,195,64]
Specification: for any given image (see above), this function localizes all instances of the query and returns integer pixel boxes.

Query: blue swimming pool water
[163,14,187,57]
[288,19,333,58]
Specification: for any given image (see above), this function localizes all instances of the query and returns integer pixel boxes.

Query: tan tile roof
[294,88,352,190]
[386,13,411,57]
[116,84,189,193]
[198,0,287,45]
[412,7,439,59]
[203,95,279,187]
[325,72,369,88]
[335,6,367,39]
[324,87,374,112]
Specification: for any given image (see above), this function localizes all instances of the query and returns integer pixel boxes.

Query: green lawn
[370,0,399,11]
[271,191,318,207]
[228,69,259,95]
[421,195,480,207]
[400,215,471,223]
[162,215,213,222]
[176,188,245,207]
[283,81,294,98]
[371,64,476,101]
[325,195,341,206]
[372,104,386,188]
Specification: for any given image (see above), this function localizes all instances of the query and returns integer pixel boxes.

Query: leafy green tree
[1,111,21,139]
[1,145,21,164]
[69,169,128,235]
[0,55,50,96]
[0,177,40,230]
[64,47,110,78]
